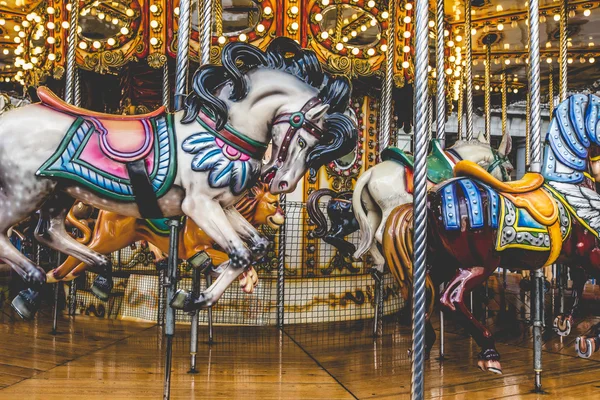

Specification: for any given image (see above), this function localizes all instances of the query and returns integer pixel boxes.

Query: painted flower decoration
[182,131,261,195]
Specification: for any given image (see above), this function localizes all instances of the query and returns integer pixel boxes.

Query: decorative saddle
[36,87,176,218]
[442,160,568,266]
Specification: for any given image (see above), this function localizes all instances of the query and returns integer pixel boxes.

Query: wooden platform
[1,275,600,399]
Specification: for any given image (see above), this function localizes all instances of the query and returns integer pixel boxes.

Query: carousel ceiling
[0,0,597,106]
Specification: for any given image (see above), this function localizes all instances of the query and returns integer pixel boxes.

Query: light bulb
[584,9,591,17]
[497,23,504,30]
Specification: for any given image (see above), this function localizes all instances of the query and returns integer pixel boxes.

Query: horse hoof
[170,289,193,311]
[46,270,59,284]
[25,269,46,286]
[553,314,573,337]
[11,289,40,320]
[575,336,595,358]
[91,276,112,302]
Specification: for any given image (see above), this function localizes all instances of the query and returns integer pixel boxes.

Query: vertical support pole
[558,0,568,315]
[276,193,287,329]
[205,273,214,343]
[64,0,78,105]
[435,0,445,146]
[51,252,61,334]
[528,0,543,391]
[68,280,77,316]
[548,65,554,116]
[378,0,396,159]
[411,0,429,398]
[188,268,201,373]
[371,269,384,337]
[502,73,507,138]
[484,44,491,142]
[162,62,170,111]
[174,0,192,111]
[74,69,81,108]
[464,0,474,140]
[158,269,166,326]
[163,219,180,400]
[559,0,568,103]
[457,73,464,139]
[439,283,445,360]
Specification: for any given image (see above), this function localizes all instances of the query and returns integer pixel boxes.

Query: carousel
[0,0,600,398]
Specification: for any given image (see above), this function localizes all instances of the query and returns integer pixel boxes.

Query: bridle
[446,147,511,181]
[270,96,325,165]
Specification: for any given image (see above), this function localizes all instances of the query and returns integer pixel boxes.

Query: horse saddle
[36,87,177,218]
[382,139,454,193]
[453,160,563,266]
[38,87,164,162]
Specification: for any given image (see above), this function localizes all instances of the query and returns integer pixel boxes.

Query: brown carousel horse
[383,94,600,374]
[48,182,283,296]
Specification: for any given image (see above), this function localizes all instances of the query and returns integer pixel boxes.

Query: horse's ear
[498,132,512,157]
[477,131,487,143]
[306,104,330,121]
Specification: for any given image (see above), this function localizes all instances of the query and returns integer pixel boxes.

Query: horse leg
[171,196,252,311]
[440,266,501,374]
[367,209,385,272]
[34,193,112,296]
[554,266,587,337]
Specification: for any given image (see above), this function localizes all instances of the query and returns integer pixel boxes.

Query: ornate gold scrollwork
[84,50,131,74]
[147,52,167,69]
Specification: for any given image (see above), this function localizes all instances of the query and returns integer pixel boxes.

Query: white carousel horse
[3,38,357,317]
[353,131,513,271]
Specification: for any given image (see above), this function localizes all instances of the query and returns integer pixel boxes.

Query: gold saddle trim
[454,160,561,266]
[454,160,544,193]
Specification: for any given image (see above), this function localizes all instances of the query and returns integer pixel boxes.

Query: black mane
[181,37,357,169]
[182,37,351,128]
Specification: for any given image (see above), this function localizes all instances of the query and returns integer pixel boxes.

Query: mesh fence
[70,201,403,326]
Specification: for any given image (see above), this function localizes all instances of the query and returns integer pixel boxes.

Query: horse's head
[449,131,513,181]
[235,182,285,231]
[181,37,357,195]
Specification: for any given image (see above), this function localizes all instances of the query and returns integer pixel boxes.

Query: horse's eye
[298,137,306,149]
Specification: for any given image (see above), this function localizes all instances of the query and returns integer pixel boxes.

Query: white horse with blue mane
[3,38,357,318]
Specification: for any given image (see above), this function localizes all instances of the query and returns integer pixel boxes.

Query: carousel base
[1,275,600,399]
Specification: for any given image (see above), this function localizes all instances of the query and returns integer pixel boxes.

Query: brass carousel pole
[457,73,464,139]
[527,0,544,390]
[501,72,508,289]
[558,0,569,317]
[484,44,491,142]
[411,0,430,397]
[435,0,446,360]
[464,0,474,139]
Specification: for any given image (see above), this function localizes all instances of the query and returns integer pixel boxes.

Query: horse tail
[66,206,92,244]
[352,168,373,258]
[383,204,435,320]
[306,188,337,238]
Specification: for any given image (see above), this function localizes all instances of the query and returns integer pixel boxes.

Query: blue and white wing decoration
[182,131,261,195]
[548,181,600,236]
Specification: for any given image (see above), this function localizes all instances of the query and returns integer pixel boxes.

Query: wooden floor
[1,275,600,399]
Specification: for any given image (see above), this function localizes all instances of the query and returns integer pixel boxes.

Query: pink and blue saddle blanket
[37,112,177,217]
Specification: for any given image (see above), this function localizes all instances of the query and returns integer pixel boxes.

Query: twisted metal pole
[411,0,429,398]
[435,0,445,146]
[378,0,396,160]
[457,73,464,139]
[559,0,568,102]
[502,73,507,137]
[526,94,530,166]
[174,0,192,110]
[199,0,213,66]
[528,0,544,391]
[64,0,79,105]
[484,45,491,142]
[464,0,474,140]
[74,69,81,107]
[214,0,223,37]
[549,65,554,116]
[162,62,170,110]
[276,194,286,329]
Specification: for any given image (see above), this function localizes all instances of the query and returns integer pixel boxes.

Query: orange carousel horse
[48,183,284,301]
